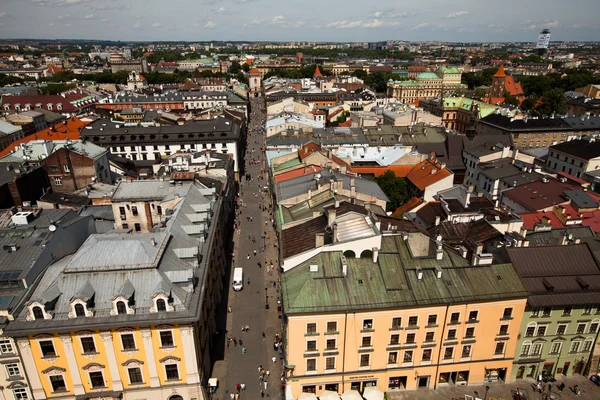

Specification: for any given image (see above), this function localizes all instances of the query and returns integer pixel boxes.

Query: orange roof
[0,117,87,157]
[311,109,325,115]
[493,64,507,78]
[299,142,321,160]
[248,68,261,75]
[504,76,524,96]
[352,165,413,178]
[392,196,423,218]
[338,120,352,127]
[406,159,452,190]
[274,165,324,183]
[313,65,323,78]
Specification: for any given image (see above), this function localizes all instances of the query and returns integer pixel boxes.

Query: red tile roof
[406,159,452,190]
[274,165,324,183]
[1,91,93,113]
[502,179,577,212]
[493,65,507,77]
[353,165,413,178]
[248,68,261,75]
[313,65,323,78]
[299,142,321,160]
[392,196,423,217]
[504,75,524,96]
[0,117,87,157]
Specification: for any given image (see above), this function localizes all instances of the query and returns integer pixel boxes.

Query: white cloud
[272,15,285,24]
[327,19,399,29]
[83,14,95,19]
[56,14,69,20]
[445,11,468,18]
[204,21,217,28]
[572,24,581,28]
[151,22,162,28]
[525,20,561,30]
[0,12,6,18]
[413,22,430,29]
[48,22,54,27]
[133,21,141,29]
[371,9,417,19]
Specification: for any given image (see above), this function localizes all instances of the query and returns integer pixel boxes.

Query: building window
[427,315,437,325]
[556,324,567,335]
[12,388,28,400]
[498,325,509,336]
[408,316,418,327]
[444,347,454,359]
[495,342,505,355]
[122,223,129,229]
[306,323,316,334]
[50,375,66,392]
[156,299,167,312]
[422,349,432,361]
[542,307,552,317]
[128,367,143,384]
[63,165,70,173]
[520,343,530,356]
[361,336,372,347]
[53,177,62,186]
[5,363,21,377]
[403,350,413,363]
[447,329,457,340]
[131,206,138,216]
[134,223,141,232]
[165,364,179,380]
[391,317,401,329]
[89,371,105,388]
[589,322,599,333]
[537,325,547,336]
[388,351,398,364]
[306,340,317,351]
[464,327,474,338]
[160,331,174,347]
[532,343,542,355]
[577,324,586,334]
[525,325,536,337]
[583,340,593,352]
[406,333,416,344]
[0,339,14,354]
[50,165,59,172]
[563,306,572,316]
[119,207,126,217]
[550,342,563,355]
[327,321,337,332]
[325,357,335,370]
[390,334,400,345]
[306,359,316,371]
[74,304,86,317]
[570,341,581,353]
[425,332,434,342]
[468,311,478,321]
[450,312,460,324]
[326,338,336,350]
[362,319,373,329]
[461,345,472,358]
[157,206,163,215]
[530,308,540,317]
[121,333,136,350]
[81,337,96,354]
[116,301,127,314]
[39,340,56,357]
[360,354,370,367]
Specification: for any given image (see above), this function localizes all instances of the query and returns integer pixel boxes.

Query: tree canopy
[371,170,409,212]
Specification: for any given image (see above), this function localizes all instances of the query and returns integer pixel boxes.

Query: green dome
[416,71,440,80]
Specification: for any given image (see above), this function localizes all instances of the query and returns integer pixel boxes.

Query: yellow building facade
[281,233,529,398]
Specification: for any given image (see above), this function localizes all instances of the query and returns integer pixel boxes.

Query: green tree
[352,69,368,80]
[228,61,241,74]
[535,88,566,115]
[503,91,520,106]
[0,73,24,86]
[242,63,250,72]
[371,170,409,212]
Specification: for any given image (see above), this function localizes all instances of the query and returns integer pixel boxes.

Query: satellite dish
[48,224,56,232]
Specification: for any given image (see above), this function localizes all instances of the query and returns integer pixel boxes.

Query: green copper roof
[273,158,301,172]
[437,66,461,74]
[442,97,502,119]
[281,234,528,314]
[416,71,441,80]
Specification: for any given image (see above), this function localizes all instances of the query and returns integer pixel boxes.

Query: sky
[0,0,599,43]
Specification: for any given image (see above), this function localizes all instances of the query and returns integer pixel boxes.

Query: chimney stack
[372,247,379,263]
[315,233,325,248]
[327,208,336,227]
[341,255,348,276]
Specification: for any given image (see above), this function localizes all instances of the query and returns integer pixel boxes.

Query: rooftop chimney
[372,247,379,263]
[327,208,336,227]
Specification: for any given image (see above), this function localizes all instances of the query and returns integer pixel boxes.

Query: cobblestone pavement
[211,97,284,400]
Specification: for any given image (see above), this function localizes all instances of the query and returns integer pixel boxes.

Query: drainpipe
[433,303,452,389]
[341,311,349,393]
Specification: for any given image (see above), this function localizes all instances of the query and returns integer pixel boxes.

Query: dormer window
[156,299,167,312]
[32,306,44,320]
[116,301,127,315]
[75,304,85,317]
[47,104,53,111]
[56,103,63,111]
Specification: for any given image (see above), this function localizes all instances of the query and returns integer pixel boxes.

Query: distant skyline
[0,0,599,43]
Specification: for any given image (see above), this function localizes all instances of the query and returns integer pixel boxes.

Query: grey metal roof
[78,205,115,221]
[7,181,221,333]
[0,139,108,163]
[276,169,388,203]
[266,127,368,147]
[111,179,183,201]
[564,190,599,209]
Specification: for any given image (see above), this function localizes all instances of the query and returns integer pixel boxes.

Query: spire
[313,65,323,78]
[493,64,507,78]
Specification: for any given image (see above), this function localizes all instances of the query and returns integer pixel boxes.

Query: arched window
[75,304,86,317]
[116,301,127,315]
[32,306,44,320]
[169,396,183,400]
[156,299,167,312]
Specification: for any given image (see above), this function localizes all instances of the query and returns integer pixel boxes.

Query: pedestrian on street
[266,370,270,377]
[228,306,232,313]
[236,383,241,393]
[261,390,265,398]
[247,277,251,285]
[264,381,268,390]
[262,332,266,340]
[242,346,246,354]
[230,393,235,400]
[272,356,276,363]
[233,338,238,346]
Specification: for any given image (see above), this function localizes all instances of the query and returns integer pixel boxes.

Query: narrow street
[212,96,284,400]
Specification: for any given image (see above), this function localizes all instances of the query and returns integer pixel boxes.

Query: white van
[233,267,243,291]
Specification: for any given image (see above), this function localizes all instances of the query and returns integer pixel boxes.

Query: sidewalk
[387,375,599,400]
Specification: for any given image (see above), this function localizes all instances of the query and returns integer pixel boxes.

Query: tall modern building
[536,29,551,54]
